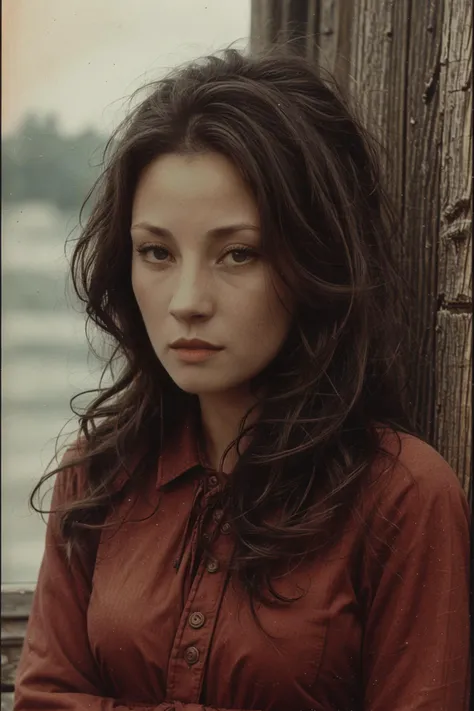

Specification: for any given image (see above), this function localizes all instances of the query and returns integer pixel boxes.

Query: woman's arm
[361,447,471,710]
[14,461,258,711]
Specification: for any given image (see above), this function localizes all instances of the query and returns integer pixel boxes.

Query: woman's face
[131,151,293,396]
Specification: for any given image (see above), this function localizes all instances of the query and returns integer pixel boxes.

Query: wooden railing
[1,586,35,711]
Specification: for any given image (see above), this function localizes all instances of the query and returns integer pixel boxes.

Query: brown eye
[138,245,170,262]
[222,248,258,266]
[149,247,169,261]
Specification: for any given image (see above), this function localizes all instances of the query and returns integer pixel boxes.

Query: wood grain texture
[435,312,472,493]
[250,0,272,53]
[251,0,311,55]
[436,0,472,494]
[401,0,444,442]
[316,0,353,92]
[346,0,410,220]
[250,0,472,491]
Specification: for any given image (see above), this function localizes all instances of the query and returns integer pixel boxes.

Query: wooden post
[250,0,472,496]
[436,0,472,492]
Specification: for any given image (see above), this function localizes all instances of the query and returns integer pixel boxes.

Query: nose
[168,263,214,322]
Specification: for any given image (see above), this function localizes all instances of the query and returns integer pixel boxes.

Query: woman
[15,48,470,710]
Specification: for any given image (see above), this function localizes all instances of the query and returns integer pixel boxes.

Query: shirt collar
[157,404,203,488]
[107,402,203,494]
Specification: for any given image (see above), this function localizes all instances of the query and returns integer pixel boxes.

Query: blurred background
[2,0,251,586]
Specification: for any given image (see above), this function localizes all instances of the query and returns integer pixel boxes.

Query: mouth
[169,339,224,364]
[170,339,223,351]
[170,347,223,364]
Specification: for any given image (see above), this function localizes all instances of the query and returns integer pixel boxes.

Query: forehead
[132,152,259,226]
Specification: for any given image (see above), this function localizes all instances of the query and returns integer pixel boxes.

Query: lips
[169,340,223,364]
[170,339,222,350]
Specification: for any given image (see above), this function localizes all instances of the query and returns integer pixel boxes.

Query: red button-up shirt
[14,420,471,710]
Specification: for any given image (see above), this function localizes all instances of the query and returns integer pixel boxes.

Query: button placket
[166,536,235,703]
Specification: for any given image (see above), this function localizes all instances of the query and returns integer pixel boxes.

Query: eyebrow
[131,222,260,239]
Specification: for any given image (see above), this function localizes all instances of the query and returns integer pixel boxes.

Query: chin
[174,381,236,396]
[170,372,246,396]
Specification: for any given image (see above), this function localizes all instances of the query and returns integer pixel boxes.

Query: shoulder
[352,430,471,602]
[50,440,135,508]
[361,428,470,531]
[49,442,90,509]
[377,428,464,491]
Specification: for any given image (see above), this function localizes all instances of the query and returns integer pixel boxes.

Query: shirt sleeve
[14,457,260,711]
[361,443,471,711]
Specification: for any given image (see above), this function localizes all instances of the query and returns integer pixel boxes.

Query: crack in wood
[423,57,442,104]
[443,197,471,223]
[437,303,472,314]
[440,219,472,242]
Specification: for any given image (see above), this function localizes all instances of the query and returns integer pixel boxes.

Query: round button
[206,558,219,573]
[220,522,231,535]
[189,611,206,629]
[213,508,224,523]
[184,646,200,665]
[208,475,219,488]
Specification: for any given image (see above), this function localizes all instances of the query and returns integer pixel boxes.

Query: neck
[198,389,259,473]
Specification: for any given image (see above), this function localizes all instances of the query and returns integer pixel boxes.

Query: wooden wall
[251,0,472,496]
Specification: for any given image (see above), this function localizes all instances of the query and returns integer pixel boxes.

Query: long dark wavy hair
[31,46,417,615]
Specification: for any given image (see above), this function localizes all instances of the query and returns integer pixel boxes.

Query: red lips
[170,338,222,350]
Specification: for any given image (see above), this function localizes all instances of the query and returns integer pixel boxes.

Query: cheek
[131,282,148,325]
[131,266,164,325]
[131,262,143,305]
[234,287,292,346]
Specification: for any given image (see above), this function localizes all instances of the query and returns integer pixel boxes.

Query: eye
[136,245,171,263]
[221,247,258,266]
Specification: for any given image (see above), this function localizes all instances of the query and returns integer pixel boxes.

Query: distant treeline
[2,114,108,212]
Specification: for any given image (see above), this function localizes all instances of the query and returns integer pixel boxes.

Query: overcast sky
[2,0,251,136]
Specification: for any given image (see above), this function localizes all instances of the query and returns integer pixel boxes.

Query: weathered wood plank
[251,0,311,55]
[316,0,353,92]
[250,0,472,491]
[435,312,472,494]
[250,0,283,53]
[436,0,472,494]
[346,0,411,223]
[401,0,444,442]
